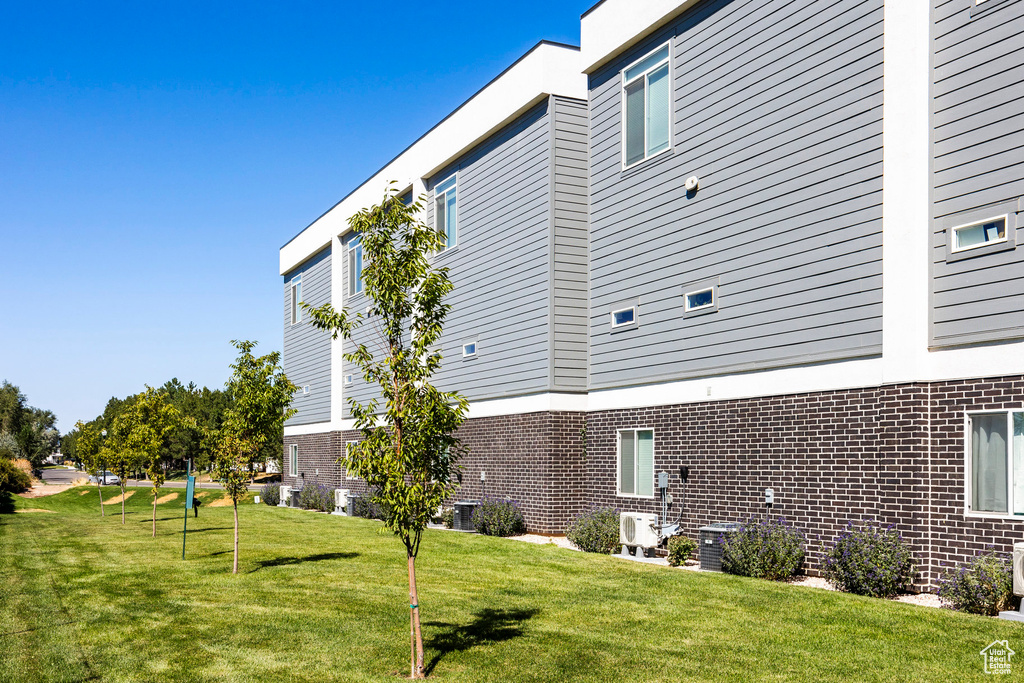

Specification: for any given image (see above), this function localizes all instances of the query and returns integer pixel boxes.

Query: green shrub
[472,497,526,537]
[351,492,387,520]
[822,520,915,597]
[440,508,454,529]
[260,482,280,506]
[667,535,698,567]
[0,457,31,494]
[938,551,1016,616]
[298,482,333,512]
[720,517,805,581]
[566,507,620,554]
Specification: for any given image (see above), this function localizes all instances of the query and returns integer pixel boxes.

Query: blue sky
[1,1,588,431]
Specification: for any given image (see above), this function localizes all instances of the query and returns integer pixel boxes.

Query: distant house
[279,0,1024,590]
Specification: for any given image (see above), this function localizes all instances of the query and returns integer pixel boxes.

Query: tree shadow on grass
[178,527,233,534]
[423,607,541,676]
[0,493,14,514]
[249,552,360,572]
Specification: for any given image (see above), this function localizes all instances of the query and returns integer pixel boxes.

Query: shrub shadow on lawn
[250,552,360,572]
[424,607,540,675]
[177,527,234,534]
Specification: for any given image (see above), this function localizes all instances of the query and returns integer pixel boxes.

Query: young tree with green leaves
[119,387,183,536]
[215,340,296,574]
[74,421,106,516]
[305,186,468,679]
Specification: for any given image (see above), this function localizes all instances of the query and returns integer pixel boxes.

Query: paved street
[40,467,225,489]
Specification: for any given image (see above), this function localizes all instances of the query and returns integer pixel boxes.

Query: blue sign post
[182,460,195,560]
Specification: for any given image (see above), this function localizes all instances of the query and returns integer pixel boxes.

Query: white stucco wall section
[880,0,931,384]
[280,42,586,275]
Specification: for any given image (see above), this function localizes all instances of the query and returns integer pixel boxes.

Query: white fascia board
[580,0,701,74]
[280,42,586,275]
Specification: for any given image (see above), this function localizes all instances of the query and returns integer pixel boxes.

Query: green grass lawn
[2,487,1021,682]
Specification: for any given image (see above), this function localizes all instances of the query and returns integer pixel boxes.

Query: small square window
[434,174,458,251]
[344,374,353,386]
[952,216,1007,253]
[611,306,637,329]
[289,276,302,325]
[462,342,477,358]
[302,385,310,395]
[685,287,714,312]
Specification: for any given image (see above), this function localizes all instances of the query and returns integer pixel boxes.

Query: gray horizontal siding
[586,0,884,390]
[283,247,332,425]
[551,96,590,391]
[930,0,1024,348]
[343,100,553,415]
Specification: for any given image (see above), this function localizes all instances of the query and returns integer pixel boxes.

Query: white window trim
[611,305,638,329]
[462,341,478,358]
[684,286,715,312]
[949,214,1009,254]
[347,235,363,296]
[345,441,359,480]
[620,41,672,170]
[289,444,298,477]
[289,275,302,325]
[963,408,1024,519]
[616,428,656,499]
[434,173,458,251]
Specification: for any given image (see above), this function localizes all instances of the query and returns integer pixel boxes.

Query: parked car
[88,471,120,486]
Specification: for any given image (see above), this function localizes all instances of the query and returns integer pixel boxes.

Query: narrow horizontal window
[611,306,636,328]
[462,342,477,358]
[685,287,715,312]
[952,216,1007,253]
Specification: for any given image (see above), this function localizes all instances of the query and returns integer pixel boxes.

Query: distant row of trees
[0,381,60,469]
[65,341,296,573]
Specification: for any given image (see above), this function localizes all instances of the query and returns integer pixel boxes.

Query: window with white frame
[967,411,1024,515]
[951,216,1007,253]
[462,341,477,358]
[618,429,654,497]
[434,174,457,250]
[289,275,302,325]
[623,43,671,167]
[289,444,298,476]
[345,441,359,479]
[348,235,363,295]
[685,287,715,312]
[611,306,637,329]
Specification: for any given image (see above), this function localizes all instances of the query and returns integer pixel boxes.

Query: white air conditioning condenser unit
[620,512,659,550]
[278,486,291,508]
[999,542,1024,621]
[333,488,350,515]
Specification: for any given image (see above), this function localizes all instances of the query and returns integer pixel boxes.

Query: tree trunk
[408,553,424,679]
[120,483,126,524]
[152,489,157,537]
[97,481,104,517]
[232,498,239,574]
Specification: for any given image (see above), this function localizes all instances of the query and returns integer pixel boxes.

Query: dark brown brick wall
[585,376,1024,589]
[284,411,587,533]
[283,374,1024,589]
